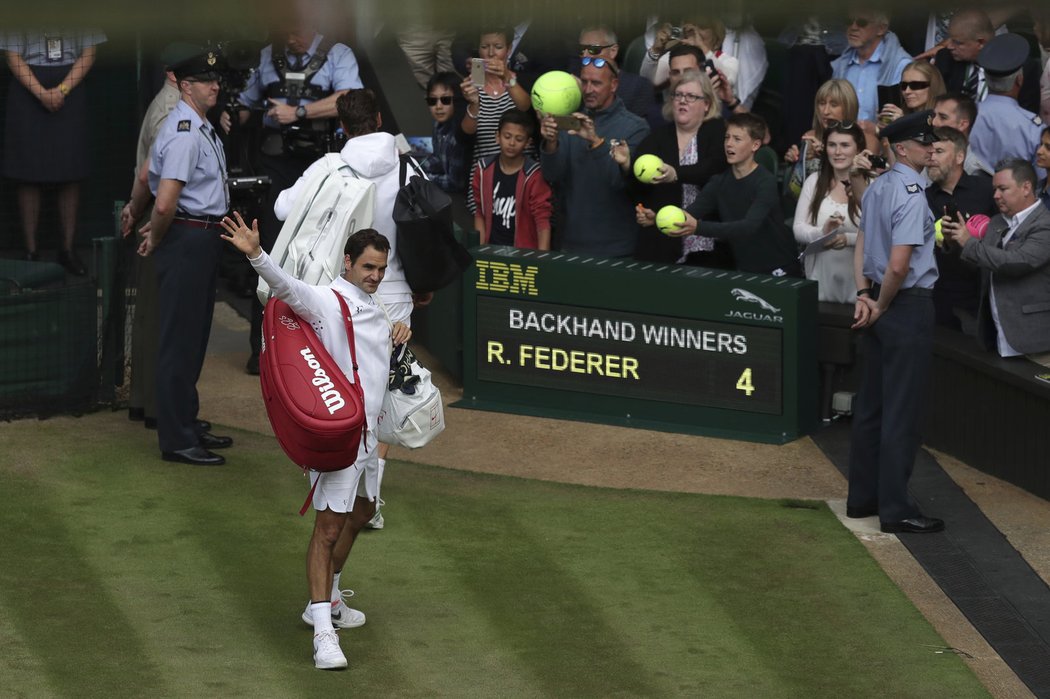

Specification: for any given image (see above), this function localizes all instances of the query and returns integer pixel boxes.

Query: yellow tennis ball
[633,154,665,184]
[935,218,943,244]
[656,205,687,235]
[530,71,581,116]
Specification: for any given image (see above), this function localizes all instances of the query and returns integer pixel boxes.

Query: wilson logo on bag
[259,292,365,473]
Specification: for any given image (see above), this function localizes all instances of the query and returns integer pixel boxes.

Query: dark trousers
[847,292,934,522]
[249,149,316,357]
[154,221,223,453]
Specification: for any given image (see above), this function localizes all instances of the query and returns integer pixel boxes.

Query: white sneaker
[302,589,366,629]
[365,498,385,530]
[313,630,347,670]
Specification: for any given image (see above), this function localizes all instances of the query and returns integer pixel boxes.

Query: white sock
[376,458,386,494]
[311,602,334,633]
[331,570,342,605]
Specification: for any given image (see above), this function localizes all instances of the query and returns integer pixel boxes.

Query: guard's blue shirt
[148,100,229,217]
[860,162,938,290]
[238,34,362,129]
[0,30,105,65]
[969,94,1046,180]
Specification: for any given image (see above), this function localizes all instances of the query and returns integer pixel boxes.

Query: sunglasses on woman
[581,56,619,75]
[826,120,857,130]
[579,43,614,56]
[899,80,930,91]
[425,96,453,106]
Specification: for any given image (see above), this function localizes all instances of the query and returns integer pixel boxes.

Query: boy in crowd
[471,109,553,250]
[675,113,801,276]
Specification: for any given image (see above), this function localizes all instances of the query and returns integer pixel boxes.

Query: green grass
[0,414,989,698]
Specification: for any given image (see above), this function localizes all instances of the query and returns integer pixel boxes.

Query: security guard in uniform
[847,110,944,534]
[969,33,1046,180]
[142,48,233,466]
[237,22,363,374]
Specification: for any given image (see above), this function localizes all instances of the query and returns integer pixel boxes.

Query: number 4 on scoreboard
[736,368,755,397]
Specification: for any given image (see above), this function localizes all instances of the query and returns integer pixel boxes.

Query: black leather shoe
[245,353,260,375]
[57,249,87,276]
[198,432,233,449]
[846,506,878,518]
[128,407,145,422]
[196,419,212,432]
[162,446,225,466]
[880,516,945,534]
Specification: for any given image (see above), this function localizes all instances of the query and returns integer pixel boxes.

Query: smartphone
[470,58,486,87]
[869,155,888,170]
[943,202,961,221]
[703,58,717,78]
[553,115,583,131]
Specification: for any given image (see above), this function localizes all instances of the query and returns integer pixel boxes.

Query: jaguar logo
[731,288,780,314]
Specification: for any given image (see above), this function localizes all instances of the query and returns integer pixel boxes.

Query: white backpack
[257,153,377,304]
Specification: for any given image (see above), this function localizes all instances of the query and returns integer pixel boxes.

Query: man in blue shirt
[238,21,363,374]
[848,110,943,534]
[831,9,912,122]
[142,48,233,466]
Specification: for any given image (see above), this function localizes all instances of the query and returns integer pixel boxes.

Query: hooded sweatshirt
[275,131,413,303]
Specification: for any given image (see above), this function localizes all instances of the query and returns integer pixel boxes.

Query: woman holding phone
[460,26,532,212]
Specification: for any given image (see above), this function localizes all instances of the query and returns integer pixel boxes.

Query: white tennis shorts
[310,435,380,512]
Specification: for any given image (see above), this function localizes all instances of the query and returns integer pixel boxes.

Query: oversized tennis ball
[656,205,687,235]
[935,218,943,244]
[967,214,990,240]
[633,154,665,184]
[530,71,581,116]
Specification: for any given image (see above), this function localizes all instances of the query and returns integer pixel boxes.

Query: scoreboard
[460,247,819,443]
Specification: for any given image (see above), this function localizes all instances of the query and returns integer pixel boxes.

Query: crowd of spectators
[4,8,1050,366]
[412,8,1050,362]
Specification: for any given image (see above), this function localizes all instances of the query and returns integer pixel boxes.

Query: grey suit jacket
[960,203,1050,354]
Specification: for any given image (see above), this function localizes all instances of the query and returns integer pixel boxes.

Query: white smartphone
[470,58,486,87]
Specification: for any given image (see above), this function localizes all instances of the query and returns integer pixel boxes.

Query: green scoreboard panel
[460,246,819,444]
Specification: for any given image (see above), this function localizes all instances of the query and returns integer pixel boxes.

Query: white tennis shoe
[313,630,347,670]
[365,498,385,530]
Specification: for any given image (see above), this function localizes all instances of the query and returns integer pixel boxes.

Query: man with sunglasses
[539,56,649,257]
[831,10,913,122]
[577,25,655,120]
[848,110,943,534]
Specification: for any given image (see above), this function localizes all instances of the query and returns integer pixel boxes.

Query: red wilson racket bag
[259,290,365,472]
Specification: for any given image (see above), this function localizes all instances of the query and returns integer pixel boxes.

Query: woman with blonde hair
[878,60,947,123]
[785,78,878,198]
[612,69,729,264]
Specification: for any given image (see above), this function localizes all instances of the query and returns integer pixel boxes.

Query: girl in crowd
[460,27,532,212]
[784,79,878,199]
[614,69,729,266]
[878,60,946,124]
[793,121,868,303]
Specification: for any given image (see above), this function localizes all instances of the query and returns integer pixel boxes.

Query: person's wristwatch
[506,76,517,88]
[295,105,307,121]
